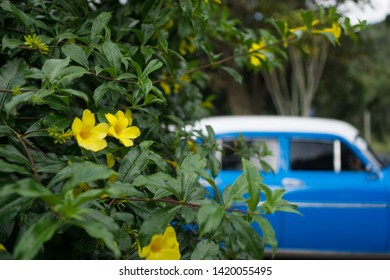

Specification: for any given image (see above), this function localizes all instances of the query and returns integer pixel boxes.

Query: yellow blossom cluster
[160,74,191,95]
[48,126,73,144]
[24,33,49,54]
[248,20,342,68]
[70,109,141,152]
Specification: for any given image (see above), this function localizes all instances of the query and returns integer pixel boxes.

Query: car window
[341,142,364,171]
[290,139,334,171]
[219,138,279,172]
[290,138,365,172]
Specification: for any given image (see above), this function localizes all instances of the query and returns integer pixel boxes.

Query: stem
[10,128,40,182]
[122,197,249,214]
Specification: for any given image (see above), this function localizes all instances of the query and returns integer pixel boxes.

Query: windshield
[355,136,385,168]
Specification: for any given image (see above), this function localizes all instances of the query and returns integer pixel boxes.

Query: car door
[214,134,283,238]
[279,135,389,253]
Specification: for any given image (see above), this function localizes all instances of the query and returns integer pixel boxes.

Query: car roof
[194,116,359,142]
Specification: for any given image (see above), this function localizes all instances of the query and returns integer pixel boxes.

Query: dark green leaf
[4,91,33,116]
[141,59,163,78]
[58,89,89,103]
[118,146,149,183]
[102,41,121,76]
[61,44,89,69]
[222,66,242,84]
[191,239,219,260]
[0,1,47,32]
[48,161,116,192]
[179,0,192,14]
[242,158,262,212]
[197,203,225,237]
[13,213,60,259]
[105,181,145,198]
[0,58,27,90]
[2,36,23,50]
[230,214,264,259]
[139,206,180,247]
[91,12,112,40]
[72,208,120,258]
[42,58,70,84]
[0,178,51,198]
[253,216,277,257]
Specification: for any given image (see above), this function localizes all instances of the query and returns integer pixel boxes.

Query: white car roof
[194,116,359,142]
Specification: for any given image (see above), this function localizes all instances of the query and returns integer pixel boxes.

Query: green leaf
[222,66,242,84]
[179,0,192,14]
[13,213,60,259]
[141,59,163,79]
[0,1,47,32]
[4,92,34,116]
[58,89,89,103]
[102,41,122,77]
[130,59,143,78]
[259,185,300,215]
[48,161,116,192]
[57,32,78,43]
[118,146,149,183]
[0,144,30,167]
[0,125,11,137]
[71,208,120,258]
[133,172,179,198]
[0,178,59,206]
[105,181,145,198]
[230,214,264,259]
[0,58,27,90]
[141,24,155,45]
[91,12,112,40]
[139,206,180,247]
[253,216,277,257]
[0,196,33,227]
[197,203,225,238]
[56,66,88,86]
[93,81,127,106]
[42,58,70,84]
[0,159,30,175]
[2,35,23,50]
[61,44,89,69]
[242,158,262,212]
[191,239,219,260]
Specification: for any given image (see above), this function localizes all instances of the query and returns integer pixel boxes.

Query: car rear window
[219,138,279,172]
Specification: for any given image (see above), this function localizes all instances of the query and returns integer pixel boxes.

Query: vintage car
[194,115,390,257]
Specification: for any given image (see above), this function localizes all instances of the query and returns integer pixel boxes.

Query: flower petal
[92,123,109,139]
[118,137,134,147]
[119,126,141,139]
[82,109,95,129]
[71,117,82,134]
[105,113,118,126]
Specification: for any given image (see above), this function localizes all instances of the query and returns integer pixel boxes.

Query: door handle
[282,178,305,188]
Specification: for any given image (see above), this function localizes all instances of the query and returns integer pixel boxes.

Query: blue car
[195,116,389,257]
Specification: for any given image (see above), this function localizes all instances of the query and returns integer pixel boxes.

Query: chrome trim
[293,202,388,209]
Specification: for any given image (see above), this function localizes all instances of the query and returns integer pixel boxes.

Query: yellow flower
[24,33,49,54]
[138,226,180,260]
[313,22,342,45]
[106,153,118,182]
[249,40,267,67]
[0,243,6,251]
[105,109,141,147]
[160,79,172,95]
[71,109,109,152]
[205,0,222,4]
